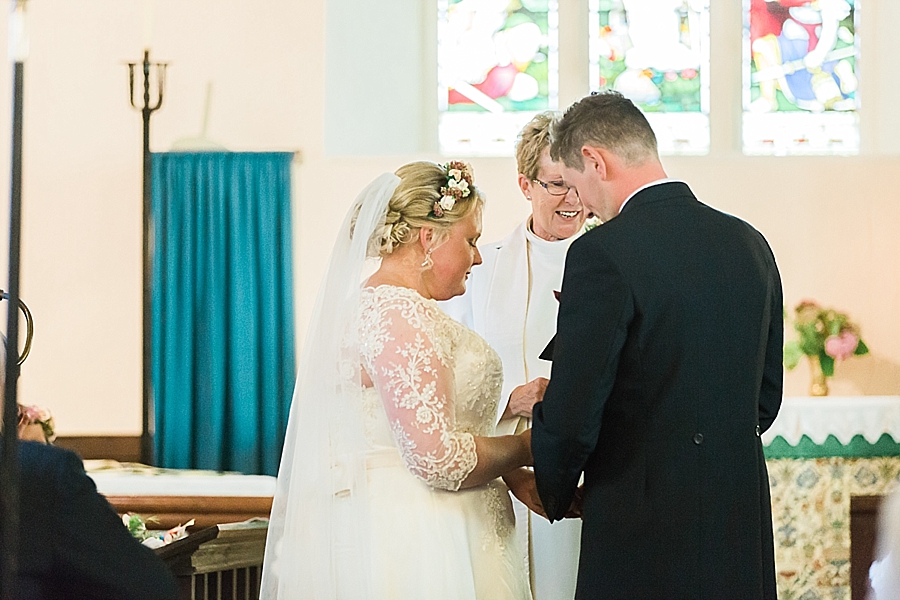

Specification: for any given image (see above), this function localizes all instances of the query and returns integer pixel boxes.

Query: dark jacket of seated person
[5,439,178,600]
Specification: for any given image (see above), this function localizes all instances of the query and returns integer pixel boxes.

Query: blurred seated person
[0,344,178,600]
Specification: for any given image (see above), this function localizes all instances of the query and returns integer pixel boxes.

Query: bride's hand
[503,468,547,519]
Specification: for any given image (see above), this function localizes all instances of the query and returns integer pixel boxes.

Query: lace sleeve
[363,294,477,491]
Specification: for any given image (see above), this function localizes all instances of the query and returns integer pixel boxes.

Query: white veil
[261,173,401,599]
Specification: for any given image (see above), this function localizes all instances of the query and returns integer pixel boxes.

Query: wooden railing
[156,520,268,600]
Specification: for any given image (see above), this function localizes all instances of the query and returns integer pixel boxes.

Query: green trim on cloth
[764,433,900,458]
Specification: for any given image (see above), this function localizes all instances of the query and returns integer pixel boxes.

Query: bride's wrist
[503,467,530,486]
[517,432,533,467]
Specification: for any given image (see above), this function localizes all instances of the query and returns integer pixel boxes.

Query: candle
[142,0,155,49]
[8,0,29,62]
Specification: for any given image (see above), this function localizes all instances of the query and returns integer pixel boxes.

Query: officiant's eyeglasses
[532,178,577,197]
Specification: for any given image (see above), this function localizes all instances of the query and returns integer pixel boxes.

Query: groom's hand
[506,377,549,418]
[503,468,547,519]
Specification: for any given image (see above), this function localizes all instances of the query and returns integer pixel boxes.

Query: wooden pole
[0,3,28,597]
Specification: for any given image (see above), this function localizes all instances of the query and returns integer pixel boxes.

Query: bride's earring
[421,247,433,268]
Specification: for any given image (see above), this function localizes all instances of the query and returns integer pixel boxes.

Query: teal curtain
[151,152,295,475]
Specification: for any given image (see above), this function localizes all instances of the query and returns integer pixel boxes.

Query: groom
[531,92,783,600]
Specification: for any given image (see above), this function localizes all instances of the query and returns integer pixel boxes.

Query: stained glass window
[743,0,859,155]
[589,0,711,155]
[438,0,558,156]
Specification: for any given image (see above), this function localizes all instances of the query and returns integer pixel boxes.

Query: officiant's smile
[519,148,586,241]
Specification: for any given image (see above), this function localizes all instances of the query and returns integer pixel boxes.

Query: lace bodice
[358,285,504,491]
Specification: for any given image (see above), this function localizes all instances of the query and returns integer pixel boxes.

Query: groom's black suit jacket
[533,182,782,600]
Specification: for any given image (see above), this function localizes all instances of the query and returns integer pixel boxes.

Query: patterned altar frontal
[761,396,900,599]
[766,456,900,600]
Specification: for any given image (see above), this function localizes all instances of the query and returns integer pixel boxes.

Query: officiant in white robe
[443,112,587,599]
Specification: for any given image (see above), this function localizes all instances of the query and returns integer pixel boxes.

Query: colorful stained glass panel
[589,0,711,155]
[743,0,860,155]
[438,0,559,156]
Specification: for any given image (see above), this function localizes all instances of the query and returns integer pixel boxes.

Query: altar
[86,460,276,530]
[82,461,275,600]
[763,396,900,600]
[73,399,900,599]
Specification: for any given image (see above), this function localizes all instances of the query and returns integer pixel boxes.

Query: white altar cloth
[762,396,900,446]
[85,460,277,497]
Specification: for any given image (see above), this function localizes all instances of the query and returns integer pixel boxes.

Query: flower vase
[808,357,829,396]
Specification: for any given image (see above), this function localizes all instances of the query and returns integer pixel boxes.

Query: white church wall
[0,0,895,435]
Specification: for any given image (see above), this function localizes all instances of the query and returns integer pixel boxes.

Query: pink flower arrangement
[783,300,869,376]
[17,403,56,443]
[824,330,860,361]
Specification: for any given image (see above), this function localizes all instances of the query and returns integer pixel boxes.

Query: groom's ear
[581,145,608,180]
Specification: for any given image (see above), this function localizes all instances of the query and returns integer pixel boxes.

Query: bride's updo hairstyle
[366,161,483,259]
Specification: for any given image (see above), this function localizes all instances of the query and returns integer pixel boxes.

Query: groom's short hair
[550,91,658,170]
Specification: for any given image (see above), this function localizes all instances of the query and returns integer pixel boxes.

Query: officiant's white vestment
[443,218,582,600]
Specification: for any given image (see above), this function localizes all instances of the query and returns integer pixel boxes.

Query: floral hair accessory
[432,161,473,218]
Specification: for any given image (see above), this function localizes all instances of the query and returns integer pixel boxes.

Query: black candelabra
[127,50,167,466]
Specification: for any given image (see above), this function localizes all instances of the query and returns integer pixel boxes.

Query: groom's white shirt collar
[618,178,683,214]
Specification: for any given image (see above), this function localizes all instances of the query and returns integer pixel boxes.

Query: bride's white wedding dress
[355,285,531,599]
[261,173,531,600]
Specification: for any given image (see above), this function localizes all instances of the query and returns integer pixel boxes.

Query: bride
[261,161,541,599]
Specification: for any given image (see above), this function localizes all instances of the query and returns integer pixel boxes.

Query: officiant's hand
[503,467,547,519]
[504,377,549,419]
